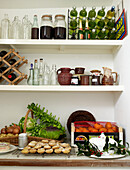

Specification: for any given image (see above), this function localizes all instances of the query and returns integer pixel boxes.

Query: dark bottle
[31,15,39,39]
[54,15,66,39]
[71,33,76,39]
[0,66,9,80]
[0,50,8,65]
[78,20,83,40]
[9,59,17,65]
[8,73,17,81]
[40,15,53,39]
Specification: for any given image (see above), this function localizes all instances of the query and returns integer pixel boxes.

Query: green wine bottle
[79,7,87,19]
[70,7,78,18]
[97,17,105,29]
[107,17,115,29]
[96,6,105,25]
[88,7,96,19]
[108,28,116,40]
[90,29,97,39]
[78,20,83,40]
[69,17,77,35]
[98,28,106,40]
[82,17,86,30]
[84,19,90,40]
[97,6,105,19]
[88,17,96,29]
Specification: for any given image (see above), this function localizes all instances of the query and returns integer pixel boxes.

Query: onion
[1,128,7,134]
[6,126,14,134]
[13,128,20,135]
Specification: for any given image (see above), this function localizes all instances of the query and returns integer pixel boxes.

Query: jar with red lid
[54,15,66,39]
[40,15,53,39]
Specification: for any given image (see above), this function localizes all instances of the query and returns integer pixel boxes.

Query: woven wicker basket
[0,135,18,146]
[24,109,63,143]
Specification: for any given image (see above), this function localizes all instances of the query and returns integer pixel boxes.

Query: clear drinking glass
[1,14,10,39]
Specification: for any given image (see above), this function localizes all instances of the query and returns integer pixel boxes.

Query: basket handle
[23,109,34,133]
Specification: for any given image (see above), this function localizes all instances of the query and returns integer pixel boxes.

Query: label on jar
[92,79,97,82]
[71,77,79,85]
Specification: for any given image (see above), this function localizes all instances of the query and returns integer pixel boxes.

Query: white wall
[114,0,130,143]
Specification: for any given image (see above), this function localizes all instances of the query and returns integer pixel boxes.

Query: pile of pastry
[21,139,71,154]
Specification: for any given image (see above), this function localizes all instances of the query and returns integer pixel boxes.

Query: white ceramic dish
[90,154,126,159]
[0,144,17,154]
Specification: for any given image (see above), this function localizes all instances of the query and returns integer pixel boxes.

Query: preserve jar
[40,15,53,39]
[54,15,66,39]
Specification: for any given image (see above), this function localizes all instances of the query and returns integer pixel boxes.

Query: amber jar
[40,15,53,39]
[54,15,66,39]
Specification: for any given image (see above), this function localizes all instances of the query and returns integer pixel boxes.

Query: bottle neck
[33,16,38,28]
[79,20,83,30]
[52,64,56,71]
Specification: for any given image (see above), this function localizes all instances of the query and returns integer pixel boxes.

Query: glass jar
[54,15,66,39]
[40,15,53,39]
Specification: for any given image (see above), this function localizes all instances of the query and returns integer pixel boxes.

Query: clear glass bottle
[40,15,53,39]
[1,14,10,39]
[88,7,96,19]
[39,58,44,85]
[33,59,39,85]
[43,63,50,85]
[50,64,57,85]
[22,15,32,39]
[31,15,39,39]
[54,15,66,39]
[27,63,34,85]
[11,16,21,39]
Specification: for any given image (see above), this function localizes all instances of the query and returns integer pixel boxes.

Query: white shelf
[0,39,123,54]
[0,85,124,92]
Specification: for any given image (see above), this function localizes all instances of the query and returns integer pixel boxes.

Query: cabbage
[39,126,65,139]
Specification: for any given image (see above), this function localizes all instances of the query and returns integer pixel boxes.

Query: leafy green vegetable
[39,128,64,139]
[26,103,66,139]
[19,116,36,133]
